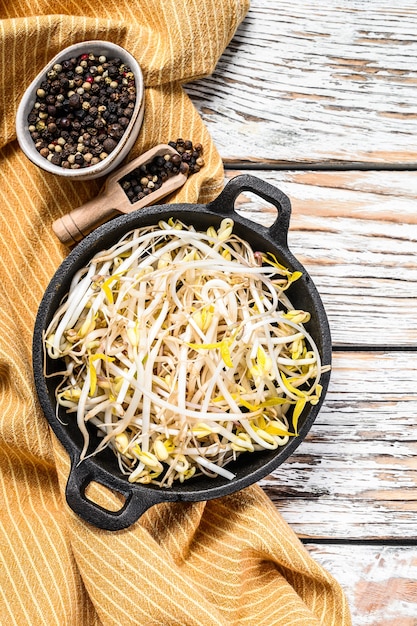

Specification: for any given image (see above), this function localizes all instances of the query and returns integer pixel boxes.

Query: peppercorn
[107,65,118,78]
[93,118,105,130]
[68,93,81,108]
[103,137,117,153]
[108,123,123,139]
[50,153,62,166]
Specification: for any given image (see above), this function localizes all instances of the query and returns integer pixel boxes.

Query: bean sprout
[44,218,329,487]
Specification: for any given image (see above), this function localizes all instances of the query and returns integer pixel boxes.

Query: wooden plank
[306,543,417,625]
[223,169,417,347]
[185,0,417,165]
[259,351,417,540]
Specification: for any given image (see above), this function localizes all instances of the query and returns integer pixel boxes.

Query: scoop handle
[66,457,166,531]
[208,174,292,247]
[52,194,121,246]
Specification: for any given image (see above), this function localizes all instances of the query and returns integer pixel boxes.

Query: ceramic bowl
[16,41,145,181]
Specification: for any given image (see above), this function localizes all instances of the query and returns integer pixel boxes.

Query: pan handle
[207,174,292,247]
[66,458,166,531]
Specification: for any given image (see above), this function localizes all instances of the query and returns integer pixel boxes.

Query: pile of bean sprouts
[44,218,328,487]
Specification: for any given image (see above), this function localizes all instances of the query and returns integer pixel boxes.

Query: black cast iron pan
[33,174,332,531]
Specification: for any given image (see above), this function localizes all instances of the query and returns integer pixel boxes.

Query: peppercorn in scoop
[120,139,204,204]
[27,52,136,169]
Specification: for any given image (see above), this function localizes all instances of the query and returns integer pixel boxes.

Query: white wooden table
[185,2,417,623]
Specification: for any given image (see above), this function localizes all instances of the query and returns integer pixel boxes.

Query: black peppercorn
[74,109,86,120]
[59,117,71,129]
[50,79,62,94]
[103,137,117,153]
[108,123,123,140]
[107,65,118,78]
[60,77,70,90]
[50,153,62,166]
[93,118,105,130]
[68,93,81,108]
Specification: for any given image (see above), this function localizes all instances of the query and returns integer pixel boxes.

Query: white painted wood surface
[225,169,417,347]
[307,544,417,625]
[260,350,417,539]
[184,0,417,165]
[185,2,417,622]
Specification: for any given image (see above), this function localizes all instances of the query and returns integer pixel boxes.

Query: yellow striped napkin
[0,1,351,624]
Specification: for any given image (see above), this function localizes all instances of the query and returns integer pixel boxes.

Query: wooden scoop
[52,144,187,245]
